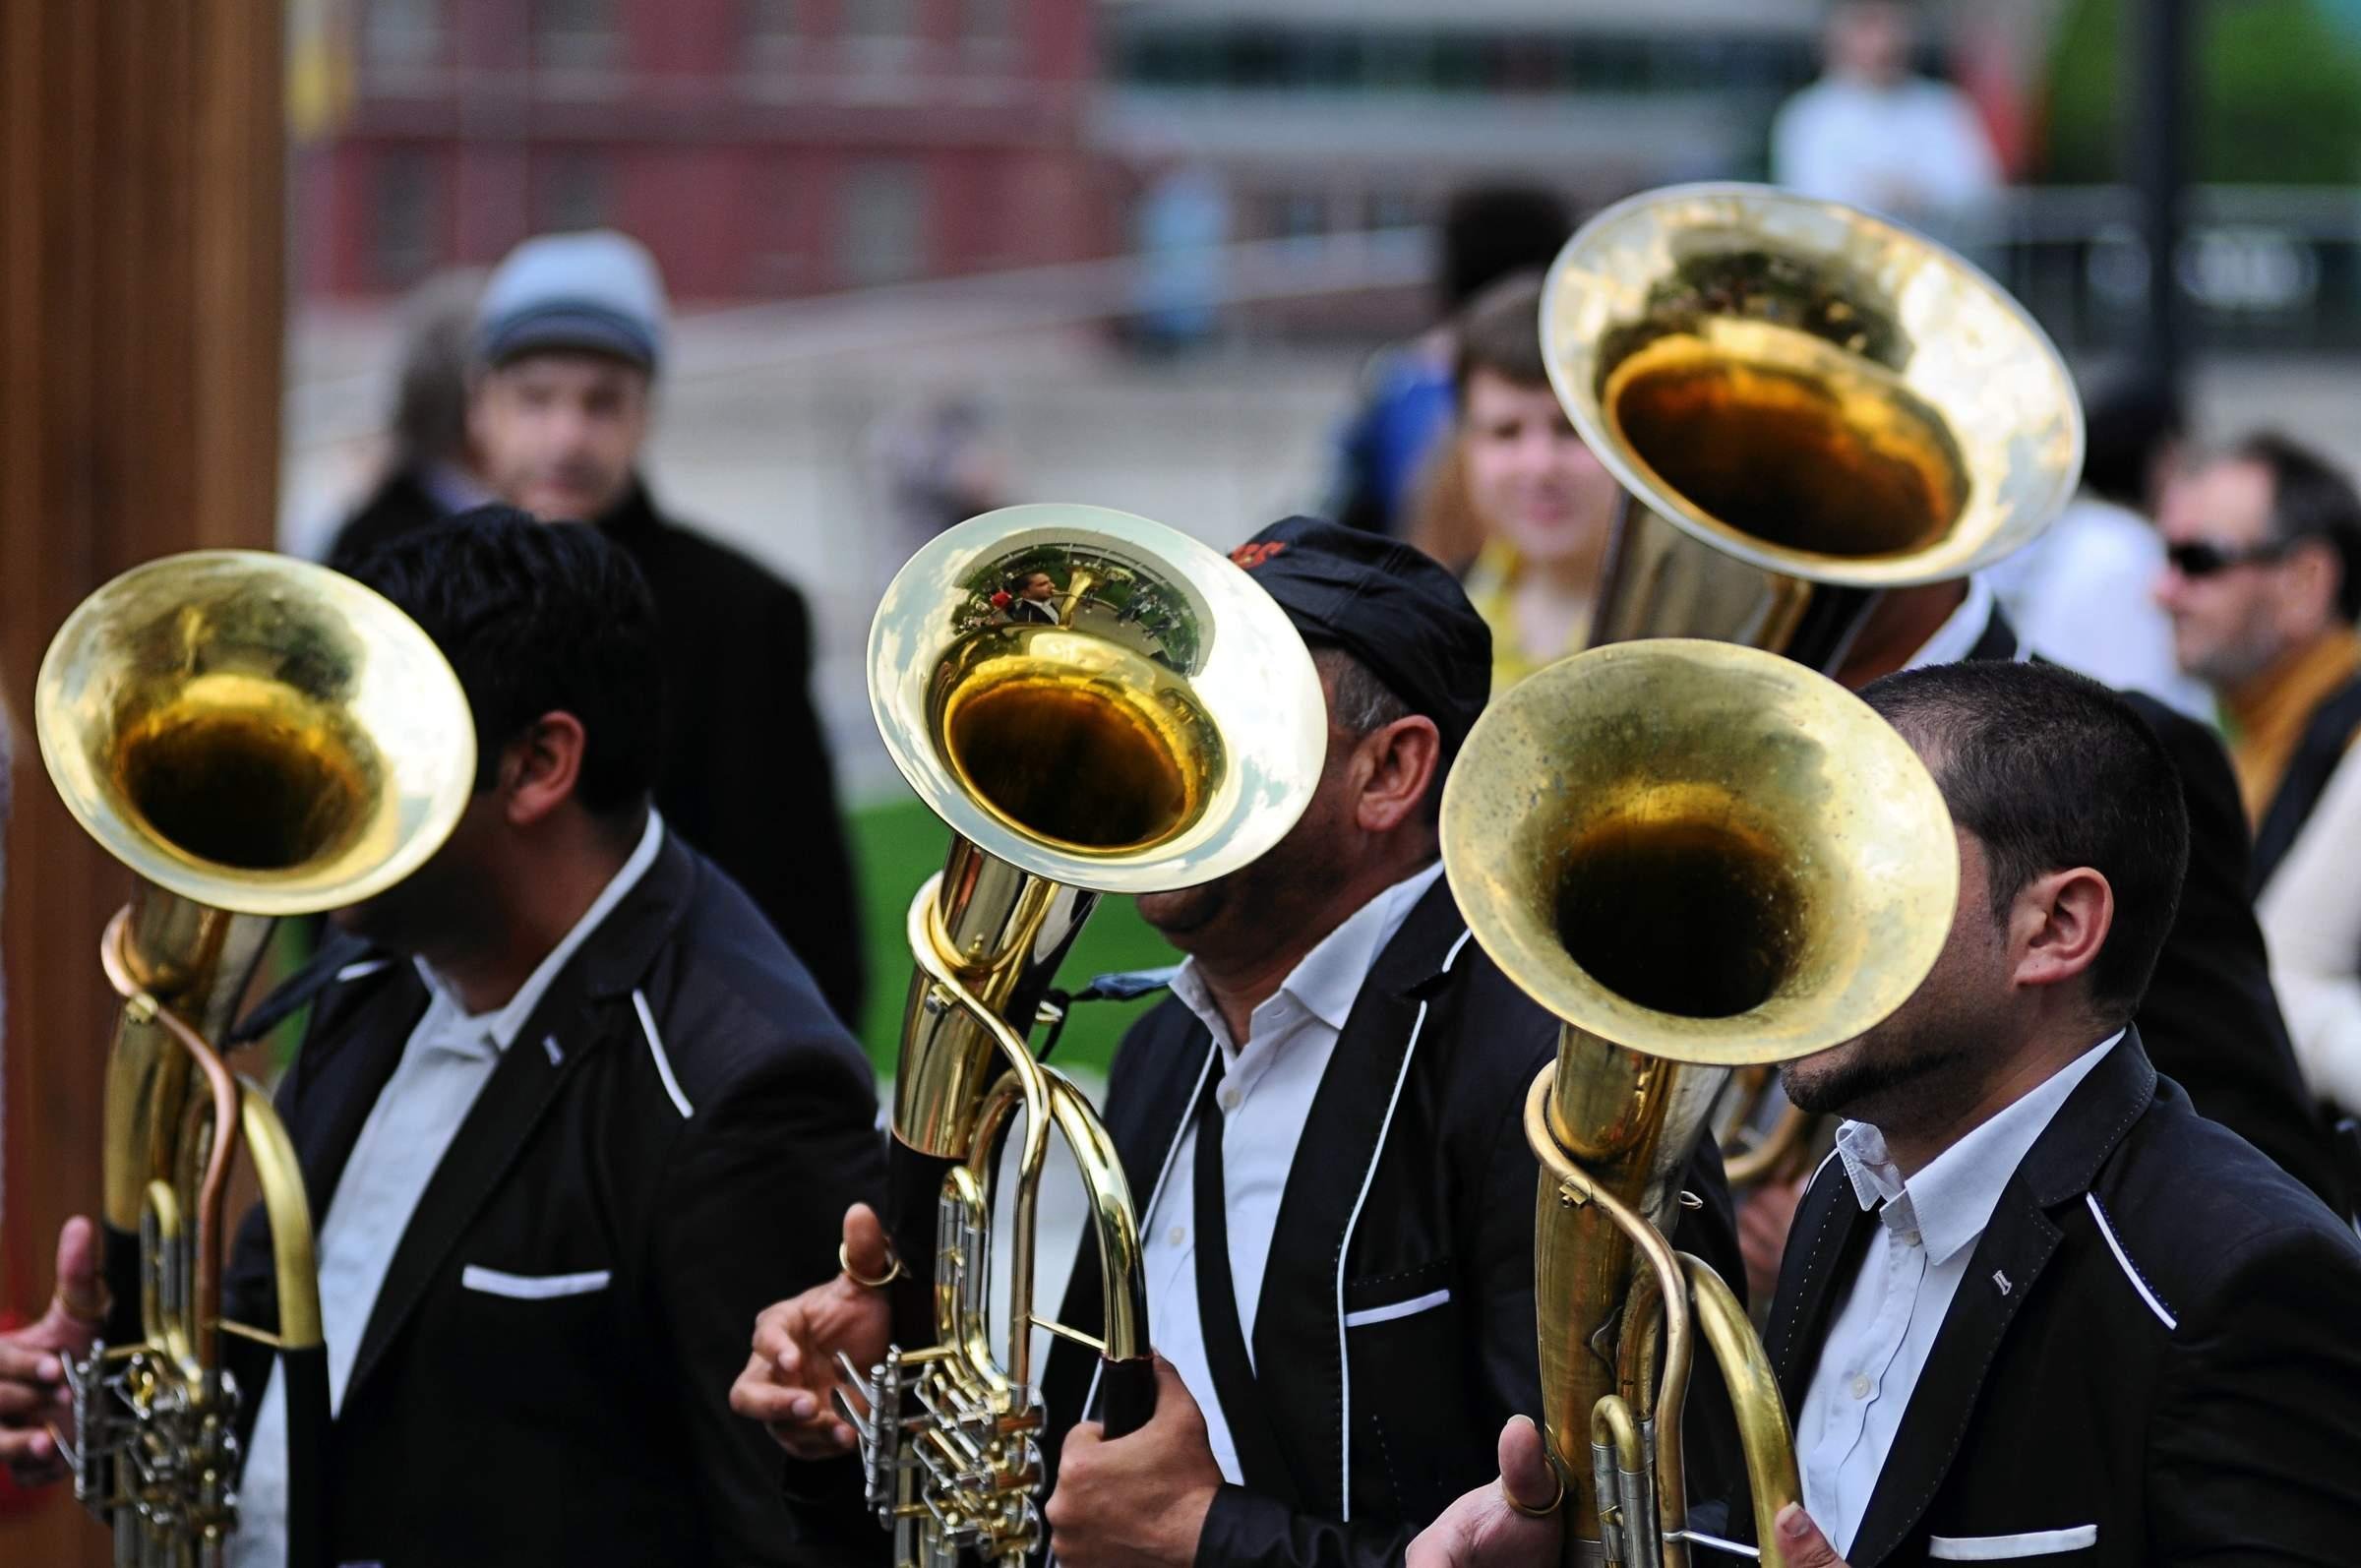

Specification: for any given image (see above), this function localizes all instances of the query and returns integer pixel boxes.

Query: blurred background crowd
[267,0,2361,1082]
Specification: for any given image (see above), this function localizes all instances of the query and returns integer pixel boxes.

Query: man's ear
[499,711,587,828]
[2009,865,2113,995]
[1353,715,1442,835]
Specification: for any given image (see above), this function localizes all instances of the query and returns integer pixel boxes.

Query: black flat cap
[1229,515,1491,756]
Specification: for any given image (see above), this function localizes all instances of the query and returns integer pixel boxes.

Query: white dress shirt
[1140,862,1444,1485]
[1797,1031,2121,1556]
[231,812,666,1568]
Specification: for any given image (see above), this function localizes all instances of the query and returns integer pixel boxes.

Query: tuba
[1541,182,2083,1187]
[1544,182,2083,673]
[33,552,475,1567]
[1443,638,1958,1568]
[849,506,1325,1568]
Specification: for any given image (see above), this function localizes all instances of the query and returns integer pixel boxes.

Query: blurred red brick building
[300,0,1105,300]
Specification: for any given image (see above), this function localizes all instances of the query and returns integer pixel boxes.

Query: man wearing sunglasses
[2157,435,2361,1165]
[2154,434,2361,888]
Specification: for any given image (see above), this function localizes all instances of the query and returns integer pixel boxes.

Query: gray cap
[476,229,669,374]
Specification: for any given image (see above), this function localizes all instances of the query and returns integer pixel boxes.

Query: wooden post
[0,3,283,1560]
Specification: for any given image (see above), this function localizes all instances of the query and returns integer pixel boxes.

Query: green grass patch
[852,789,1178,1078]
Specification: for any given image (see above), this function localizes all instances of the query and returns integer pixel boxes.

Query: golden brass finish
[1444,639,1957,1568]
[1542,183,2083,663]
[851,506,1326,1568]
[33,550,473,1564]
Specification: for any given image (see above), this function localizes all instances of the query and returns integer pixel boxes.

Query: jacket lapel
[288,962,428,1220]
[1246,878,1470,1518]
[1765,1152,1874,1417]
[339,837,696,1406]
[1842,1034,2160,1568]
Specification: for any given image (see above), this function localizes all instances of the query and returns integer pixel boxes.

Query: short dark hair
[1452,271,1549,405]
[1440,184,1570,313]
[2236,431,2361,622]
[1859,660,2189,1023]
[341,507,665,821]
[1304,640,1448,828]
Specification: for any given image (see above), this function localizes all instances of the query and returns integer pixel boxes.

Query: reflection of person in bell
[1008,570,1061,626]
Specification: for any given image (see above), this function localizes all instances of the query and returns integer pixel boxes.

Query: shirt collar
[1902,573,1997,673]
[1167,861,1445,1061]
[415,810,668,1055]
[1834,1029,2124,1264]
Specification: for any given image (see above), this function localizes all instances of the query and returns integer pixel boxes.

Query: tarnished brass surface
[34,549,474,1563]
[1444,639,1957,1565]
[857,505,1325,1567]
[873,506,1324,1158]
[1682,1255,1801,1568]
[1544,183,2082,592]
[1541,184,2082,667]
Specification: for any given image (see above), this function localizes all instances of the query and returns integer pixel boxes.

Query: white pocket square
[460,1265,613,1300]
[1929,1526,2097,1560]
[1342,1286,1452,1329]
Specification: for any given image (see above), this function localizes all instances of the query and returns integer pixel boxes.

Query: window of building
[537,0,621,72]
[840,160,927,286]
[361,0,443,71]
[373,150,440,289]
[538,152,611,232]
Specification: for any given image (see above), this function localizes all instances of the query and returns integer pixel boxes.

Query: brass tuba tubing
[1442,638,1958,1568]
[35,550,475,1567]
[857,506,1326,1568]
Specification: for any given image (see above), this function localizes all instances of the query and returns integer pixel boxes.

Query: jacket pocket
[459,1264,613,1300]
[1929,1526,2098,1560]
[1344,1257,1469,1524]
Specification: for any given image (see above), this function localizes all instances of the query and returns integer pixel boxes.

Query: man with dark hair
[1771,506,2354,1223]
[466,228,868,1029]
[733,516,1747,1568]
[0,511,885,1566]
[1423,271,1618,689]
[1409,659,2361,1568]
[2156,432,2361,884]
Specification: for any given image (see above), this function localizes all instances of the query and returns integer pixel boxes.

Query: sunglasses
[2166,539,2291,579]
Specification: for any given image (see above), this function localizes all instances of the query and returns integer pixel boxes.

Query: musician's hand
[1406,1416,1562,1568]
[1046,1357,1221,1568]
[1772,1504,1850,1567]
[1738,1175,1806,1310]
[0,1217,105,1487]
[729,1202,891,1460]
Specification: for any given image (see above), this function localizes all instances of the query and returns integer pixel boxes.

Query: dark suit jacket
[1764,1032,2361,1566]
[221,835,885,1567]
[1962,609,2350,1215]
[599,482,869,1031]
[1027,876,1746,1568]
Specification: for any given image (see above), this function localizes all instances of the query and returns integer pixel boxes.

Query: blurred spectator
[869,392,1007,566]
[326,268,492,573]
[1127,161,1231,357]
[1413,272,1616,692]
[1771,1,2000,231]
[460,229,868,1029]
[1984,379,2214,720]
[1325,185,1569,537]
[2156,436,2361,1123]
[2156,434,2361,882]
